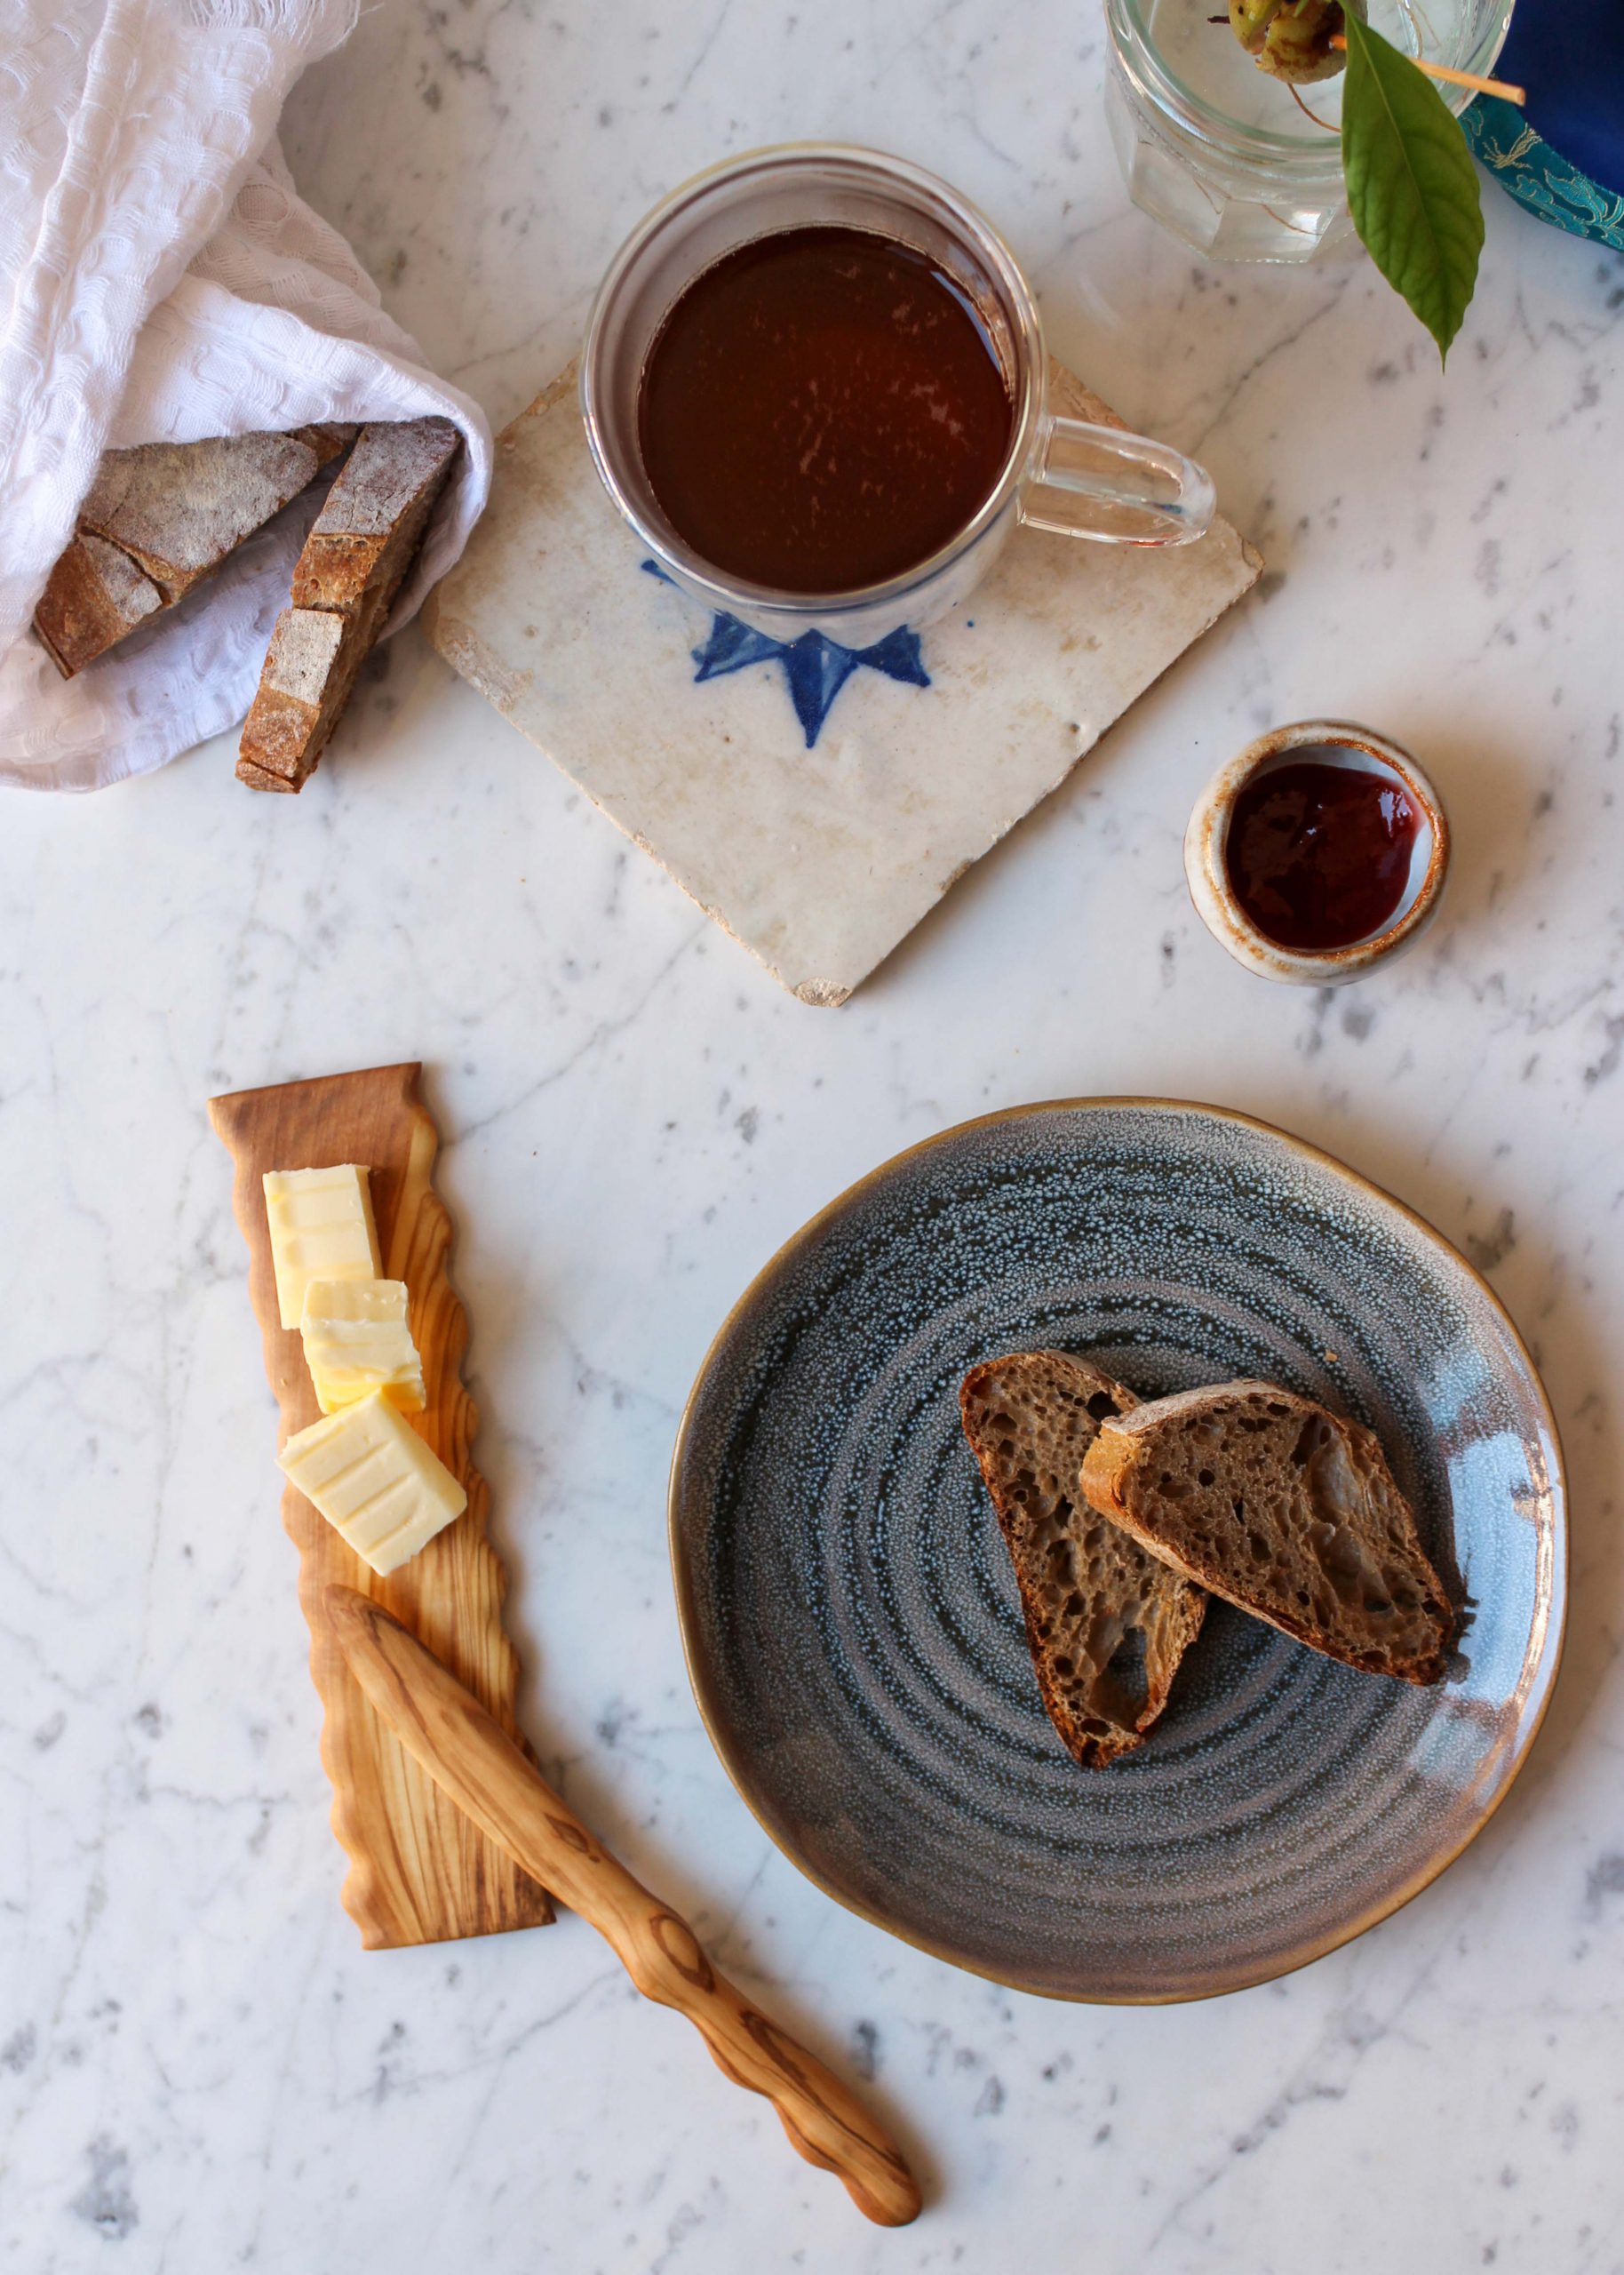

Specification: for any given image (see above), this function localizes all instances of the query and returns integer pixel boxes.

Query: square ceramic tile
[426,363,1261,1004]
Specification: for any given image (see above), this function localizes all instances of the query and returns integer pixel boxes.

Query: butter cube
[264,1165,382,1330]
[277,1392,466,1577]
[300,1278,426,1415]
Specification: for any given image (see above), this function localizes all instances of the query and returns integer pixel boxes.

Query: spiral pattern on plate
[669,1101,1564,2001]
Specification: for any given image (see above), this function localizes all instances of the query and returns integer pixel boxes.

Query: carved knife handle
[325,1585,921,2227]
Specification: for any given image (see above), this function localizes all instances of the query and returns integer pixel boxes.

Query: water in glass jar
[1140,0,1461,132]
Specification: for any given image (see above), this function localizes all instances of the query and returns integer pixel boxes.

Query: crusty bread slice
[33,533,163,676]
[233,609,352,794]
[1079,1382,1451,1685]
[237,417,460,792]
[288,415,461,616]
[34,425,355,676]
[961,1352,1206,1767]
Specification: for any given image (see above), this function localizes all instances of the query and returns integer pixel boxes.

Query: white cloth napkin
[0,0,494,793]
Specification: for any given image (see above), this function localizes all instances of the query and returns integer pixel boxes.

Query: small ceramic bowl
[1185,720,1451,986]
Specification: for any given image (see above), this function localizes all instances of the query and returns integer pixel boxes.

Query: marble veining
[2,1,1623,2271]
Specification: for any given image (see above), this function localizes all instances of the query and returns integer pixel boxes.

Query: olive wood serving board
[210,1062,553,1949]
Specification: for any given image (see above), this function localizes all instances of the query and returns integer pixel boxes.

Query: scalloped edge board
[211,1062,553,1949]
[424,360,1261,1005]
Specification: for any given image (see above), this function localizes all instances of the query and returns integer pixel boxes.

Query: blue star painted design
[641,562,930,747]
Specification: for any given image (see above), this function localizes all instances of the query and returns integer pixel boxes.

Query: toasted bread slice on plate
[1080,1381,1451,1685]
[961,1351,1206,1767]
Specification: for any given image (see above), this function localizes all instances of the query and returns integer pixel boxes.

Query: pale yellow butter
[300,1278,426,1415]
[276,1392,466,1576]
[263,1165,382,1330]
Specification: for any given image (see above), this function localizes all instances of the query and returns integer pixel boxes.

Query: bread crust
[77,425,354,597]
[1080,1382,1451,1684]
[239,419,460,793]
[33,423,355,676]
[961,1351,1206,1767]
[291,415,460,610]
[235,606,359,792]
[33,533,163,676]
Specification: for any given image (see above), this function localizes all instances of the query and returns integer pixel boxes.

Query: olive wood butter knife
[324,1585,921,2227]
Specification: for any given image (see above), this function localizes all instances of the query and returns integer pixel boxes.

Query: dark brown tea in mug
[637,225,1014,595]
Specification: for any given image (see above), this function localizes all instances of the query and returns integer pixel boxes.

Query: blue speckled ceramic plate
[669,1101,1566,2002]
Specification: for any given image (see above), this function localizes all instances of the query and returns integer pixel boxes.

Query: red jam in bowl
[1224,757,1420,953]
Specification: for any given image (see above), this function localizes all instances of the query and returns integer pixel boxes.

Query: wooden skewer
[1329,34,1525,103]
[325,1585,923,2228]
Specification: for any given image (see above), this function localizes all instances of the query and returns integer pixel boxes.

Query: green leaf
[1340,10,1484,363]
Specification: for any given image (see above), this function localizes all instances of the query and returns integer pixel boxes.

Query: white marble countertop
[4,4,1623,2270]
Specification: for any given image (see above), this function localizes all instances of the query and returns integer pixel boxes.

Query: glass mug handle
[1018,411,1217,547]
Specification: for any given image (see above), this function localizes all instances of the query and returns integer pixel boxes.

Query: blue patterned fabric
[1467,96,1624,249]
[1465,4,1624,251]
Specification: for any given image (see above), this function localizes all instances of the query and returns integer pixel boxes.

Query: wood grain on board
[210,1062,553,1949]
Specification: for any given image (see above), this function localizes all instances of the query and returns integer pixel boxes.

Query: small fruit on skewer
[1225,0,1354,84]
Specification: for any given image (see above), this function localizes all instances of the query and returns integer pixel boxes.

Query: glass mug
[579,144,1217,646]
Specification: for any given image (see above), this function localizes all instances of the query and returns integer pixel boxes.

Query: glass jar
[1103,0,1517,263]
